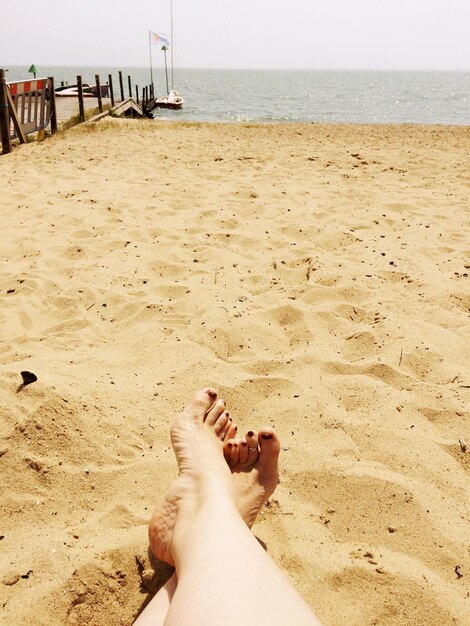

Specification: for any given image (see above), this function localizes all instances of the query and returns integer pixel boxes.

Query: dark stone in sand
[20,371,37,386]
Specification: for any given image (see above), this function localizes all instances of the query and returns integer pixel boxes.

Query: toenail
[247,431,254,437]
[225,411,230,417]
[207,390,217,398]
[241,441,247,447]
[261,433,273,440]
[233,425,237,431]
[227,443,233,448]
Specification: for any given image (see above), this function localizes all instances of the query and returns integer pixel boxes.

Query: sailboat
[153,45,184,110]
[153,89,184,110]
[149,1,184,110]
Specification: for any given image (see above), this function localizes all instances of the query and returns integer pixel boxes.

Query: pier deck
[55,97,112,126]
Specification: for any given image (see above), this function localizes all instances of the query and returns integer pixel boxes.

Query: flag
[150,31,170,47]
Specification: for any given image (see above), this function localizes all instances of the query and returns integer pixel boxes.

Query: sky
[1,0,470,71]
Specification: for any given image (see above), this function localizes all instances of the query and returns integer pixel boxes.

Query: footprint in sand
[61,245,87,261]
[327,565,459,625]
[341,330,380,362]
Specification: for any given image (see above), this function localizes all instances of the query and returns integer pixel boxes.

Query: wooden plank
[108,74,115,107]
[33,89,40,125]
[0,69,12,154]
[20,92,26,125]
[54,97,110,126]
[6,89,26,143]
[77,75,85,122]
[111,97,143,117]
[119,71,124,101]
[86,109,110,124]
[27,91,33,123]
[39,87,46,128]
[49,77,57,134]
[95,74,103,113]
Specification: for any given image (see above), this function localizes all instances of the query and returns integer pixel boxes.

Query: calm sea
[6,66,470,125]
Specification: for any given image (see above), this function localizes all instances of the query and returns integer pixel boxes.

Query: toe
[257,428,281,478]
[220,416,236,441]
[213,410,229,436]
[205,399,226,426]
[229,441,240,466]
[238,438,249,464]
[223,440,235,463]
[224,422,238,442]
[245,430,259,465]
[184,388,217,419]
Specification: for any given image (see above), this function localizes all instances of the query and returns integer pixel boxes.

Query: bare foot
[224,428,281,528]
[149,388,235,565]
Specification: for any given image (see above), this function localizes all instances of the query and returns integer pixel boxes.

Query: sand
[0,118,469,625]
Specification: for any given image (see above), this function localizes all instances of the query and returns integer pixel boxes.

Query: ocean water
[5,66,470,125]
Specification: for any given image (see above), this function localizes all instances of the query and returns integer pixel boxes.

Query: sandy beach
[0,118,469,625]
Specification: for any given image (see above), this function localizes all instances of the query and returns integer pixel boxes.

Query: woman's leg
[134,424,281,626]
[136,392,281,625]
[132,573,176,626]
[165,475,320,626]
[134,393,237,624]
[149,388,321,626]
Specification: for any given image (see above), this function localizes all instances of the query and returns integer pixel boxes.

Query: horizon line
[3,64,470,73]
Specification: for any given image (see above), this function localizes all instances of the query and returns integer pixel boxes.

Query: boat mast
[163,46,170,95]
[170,0,174,89]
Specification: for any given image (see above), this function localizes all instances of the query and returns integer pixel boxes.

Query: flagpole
[149,30,154,91]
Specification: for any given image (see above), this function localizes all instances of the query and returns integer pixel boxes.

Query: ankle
[171,491,243,569]
[197,472,236,504]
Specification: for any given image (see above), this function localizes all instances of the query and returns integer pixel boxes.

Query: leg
[138,393,281,626]
[165,475,320,626]
[139,428,281,626]
[150,388,322,626]
[224,427,281,528]
[132,573,176,626]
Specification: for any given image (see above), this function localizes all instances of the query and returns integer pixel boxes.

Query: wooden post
[0,69,12,154]
[95,74,103,113]
[6,90,26,143]
[108,74,115,106]
[127,75,132,99]
[118,71,124,102]
[150,83,154,100]
[6,92,26,143]
[135,85,139,105]
[77,75,85,122]
[49,76,57,134]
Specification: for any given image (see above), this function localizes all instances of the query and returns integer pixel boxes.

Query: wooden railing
[1,67,157,154]
[0,70,57,153]
[70,71,155,122]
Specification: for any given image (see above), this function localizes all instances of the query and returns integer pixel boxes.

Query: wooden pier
[1,69,155,154]
[55,97,111,126]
